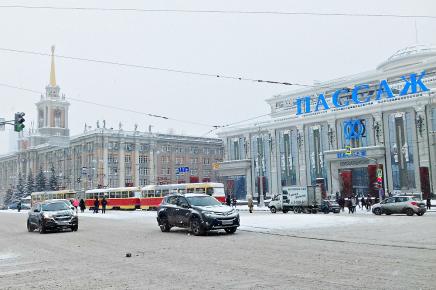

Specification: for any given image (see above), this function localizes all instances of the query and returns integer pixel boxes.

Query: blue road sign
[177,167,190,173]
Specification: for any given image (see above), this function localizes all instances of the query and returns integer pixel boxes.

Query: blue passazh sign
[295,71,429,115]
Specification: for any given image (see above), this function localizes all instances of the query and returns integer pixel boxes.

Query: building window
[307,125,328,186]
[125,155,131,163]
[139,155,149,164]
[125,143,134,151]
[388,112,416,190]
[162,145,171,152]
[278,130,298,186]
[175,157,184,165]
[203,158,210,165]
[125,166,132,176]
[160,156,169,163]
[229,137,245,160]
[251,134,270,198]
[191,158,198,164]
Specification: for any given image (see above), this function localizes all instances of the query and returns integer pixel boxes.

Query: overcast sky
[0,0,435,154]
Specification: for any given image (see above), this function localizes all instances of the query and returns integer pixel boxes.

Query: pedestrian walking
[94,197,99,214]
[339,197,345,212]
[73,199,79,213]
[427,197,432,210]
[225,194,231,206]
[79,198,86,213]
[361,197,365,210]
[347,198,352,214]
[101,197,107,214]
[232,195,237,209]
[366,197,371,211]
[351,197,356,213]
[17,200,22,212]
[247,195,254,213]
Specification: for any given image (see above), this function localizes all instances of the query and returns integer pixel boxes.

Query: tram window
[187,188,195,193]
[109,192,114,198]
[114,192,119,198]
[179,189,186,194]
[122,191,128,198]
[156,190,161,197]
[129,191,134,198]
[206,188,214,195]
[162,190,169,196]
[196,188,205,194]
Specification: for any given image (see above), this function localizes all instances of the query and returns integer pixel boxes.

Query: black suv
[27,200,79,233]
[156,193,240,235]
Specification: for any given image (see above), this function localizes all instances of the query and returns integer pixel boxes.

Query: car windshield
[187,196,221,206]
[42,202,70,211]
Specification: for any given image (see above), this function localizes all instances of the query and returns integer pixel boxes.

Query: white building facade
[218,46,436,201]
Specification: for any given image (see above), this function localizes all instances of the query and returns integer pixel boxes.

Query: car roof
[166,193,208,198]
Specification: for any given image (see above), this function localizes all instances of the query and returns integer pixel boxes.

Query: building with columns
[217,45,436,201]
[0,47,223,197]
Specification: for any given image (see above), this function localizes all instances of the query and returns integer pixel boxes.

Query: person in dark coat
[17,200,22,212]
[79,198,86,213]
[225,194,231,206]
[232,195,237,208]
[427,197,432,210]
[94,197,99,214]
[101,197,107,214]
[361,197,366,210]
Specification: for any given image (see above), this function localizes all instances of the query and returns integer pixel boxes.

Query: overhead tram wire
[0,47,313,87]
[0,5,435,20]
[0,82,214,128]
[0,81,274,134]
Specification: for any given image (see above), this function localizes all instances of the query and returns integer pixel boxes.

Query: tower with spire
[31,45,70,147]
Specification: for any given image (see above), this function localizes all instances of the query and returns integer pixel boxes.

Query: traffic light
[377,176,383,184]
[14,112,25,132]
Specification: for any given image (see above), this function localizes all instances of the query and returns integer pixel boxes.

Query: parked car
[156,193,240,236]
[372,196,426,216]
[27,200,78,233]
[320,200,341,214]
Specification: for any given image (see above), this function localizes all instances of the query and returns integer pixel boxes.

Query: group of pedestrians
[336,194,374,214]
[93,197,107,214]
[69,198,86,213]
[225,194,237,209]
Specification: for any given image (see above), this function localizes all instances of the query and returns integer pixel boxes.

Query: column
[415,105,431,197]
[269,129,279,195]
[296,125,307,185]
[119,141,125,187]
[373,112,385,146]
[327,120,337,150]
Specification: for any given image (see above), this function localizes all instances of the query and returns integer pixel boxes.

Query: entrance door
[339,170,352,197]
[339,167,369,197]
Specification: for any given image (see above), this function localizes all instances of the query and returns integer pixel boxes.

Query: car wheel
[282,210,288,214]
[270,207,277,214]
[190,218,205,236]
[224,227,237,234]
[417,212,424,216]
[39,222,46,234]
[386,212,392,215]
[373,208,382,215]
[71,225,78,232]
[27,220,33,232]
[159,216,171,232]
[323,209,329,214]
[406,208,414,216]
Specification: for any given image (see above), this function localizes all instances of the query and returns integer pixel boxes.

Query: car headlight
[43,212,53,219]
[228,209,236,214]
[203,211,215,217]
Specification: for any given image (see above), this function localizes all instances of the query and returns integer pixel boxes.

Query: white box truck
[268,186,323,213]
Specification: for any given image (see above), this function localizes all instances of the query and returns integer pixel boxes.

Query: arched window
[54,110,62,127]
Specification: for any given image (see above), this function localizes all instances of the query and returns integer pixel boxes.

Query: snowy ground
[1,209,436,289]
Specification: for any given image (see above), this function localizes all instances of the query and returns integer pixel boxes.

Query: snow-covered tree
[48,164,58,191]
[26,169,35,195]
[35,167,47,192]
[4,188,13,205]
[16,172,25,199]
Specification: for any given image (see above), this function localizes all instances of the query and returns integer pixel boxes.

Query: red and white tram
[84,187,141,210]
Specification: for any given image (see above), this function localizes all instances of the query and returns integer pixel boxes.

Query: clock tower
[33,46,70,146]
